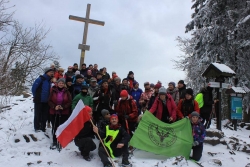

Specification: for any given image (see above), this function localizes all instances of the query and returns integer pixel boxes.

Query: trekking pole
[57,112,62,152]
[89,119,116,167]
[124,110,130,135]
[50,113,57,150]
[206,104,215,129]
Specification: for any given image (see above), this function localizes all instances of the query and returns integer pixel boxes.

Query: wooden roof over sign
[202,63,236,78]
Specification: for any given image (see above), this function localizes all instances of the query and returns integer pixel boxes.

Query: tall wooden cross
[69,4,105,66]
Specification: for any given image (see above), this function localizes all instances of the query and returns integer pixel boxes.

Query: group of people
[31,62,216,167]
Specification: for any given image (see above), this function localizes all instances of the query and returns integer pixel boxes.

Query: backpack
[195,93,204,108]
[34,75,46,103]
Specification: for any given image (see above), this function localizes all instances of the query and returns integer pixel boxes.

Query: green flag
[130,111,193,159]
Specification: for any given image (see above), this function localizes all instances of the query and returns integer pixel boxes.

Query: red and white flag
[56,100,91,148]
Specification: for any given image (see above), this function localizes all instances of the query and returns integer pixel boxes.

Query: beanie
[159,87,167,95]
[44,67,54,74]
[133,81,139,87]
[75,74,84,80]
[114,77,121,82]
[154,83,161,89]
[128,71,134,75]
[178,80,185,84]
[73,63,78,66]
[90,77,97,82]
[57,78,65,84]
[186,88,194,96]
[169,82,176,88]
[191,111,200,118]
[144,82,150,86]
[81,85,89,90]
[102,79,108,85]
[150,83,155,88]
[75,71,80,75]
[122,78,128,82]
[110,114,118,121]
[66,77,73,83]
[101,109,110,117]
[120,90,128,97]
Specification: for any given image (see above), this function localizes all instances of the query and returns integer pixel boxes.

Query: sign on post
[208,82,231,88]
[231,96,243,119]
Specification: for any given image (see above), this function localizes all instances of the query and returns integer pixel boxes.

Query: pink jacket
[149,94,177,121]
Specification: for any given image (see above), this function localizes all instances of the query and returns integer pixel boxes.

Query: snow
[0,96,250,167]
[212,63,236,74]
[231,86,246,94]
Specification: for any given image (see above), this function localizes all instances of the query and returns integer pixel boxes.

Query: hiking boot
[47,122,51,128]
[83,155,91,161]
[122,158,130,166]
[50,142,57,150]
[103,162,112,167]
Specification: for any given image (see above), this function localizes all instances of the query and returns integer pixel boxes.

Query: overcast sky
[9,0,193,87]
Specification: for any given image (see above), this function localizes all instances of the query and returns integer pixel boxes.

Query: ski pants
[34,102,49,131]
[191,143,203,161]
[74,137,96,156]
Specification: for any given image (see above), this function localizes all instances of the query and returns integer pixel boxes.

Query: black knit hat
[186,88,193,96]
[178,80,185,84]
[66,77,73,83]
[122,78,128,82]
[128,71,134,75]
[102,79,108,85]
[81,85,89,90]
[75,74,84,80]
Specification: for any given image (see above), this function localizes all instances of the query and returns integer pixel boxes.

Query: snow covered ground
[0,95,250,167]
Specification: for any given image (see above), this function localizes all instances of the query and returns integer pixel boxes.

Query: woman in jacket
[48,78,72,149]
[149,87,177,123]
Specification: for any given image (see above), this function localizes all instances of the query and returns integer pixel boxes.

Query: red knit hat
[154,83,161,89]
[120,90,128,97]
[110,114,118,121]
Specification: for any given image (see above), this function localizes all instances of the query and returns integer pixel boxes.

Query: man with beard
[139,82,153,112]
[80,63,88,77]
[73,63,79,73]
[32,67,55,132]
[148,83,161,110]
[167,82,180,106]
[177,88,200,119]
[178,80,186,99]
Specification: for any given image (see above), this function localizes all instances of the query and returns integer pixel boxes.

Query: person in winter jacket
[93,79,113,122]
[115,90,138,136]
[91,64,99,77]
[72,63,79,73]
[85,70,93,84]
[72,85,93,110]
[88,77,99,97]
[199,86,218,129]
[54,67,64,80]
[177,88,200,119]
[94,114,131,167]
[48,78,72,148]
[190,111,206,161]
[97,109,110,135]
[74,106,96,161]
[148,83,161,110]
[139,82,153,112]
[149,87,177,123]
[167,82,180,106]
[130,82,143,115]
[80,63,88,76]
[66,77,74,98]
[127,71,135,89]
[64,66,75,79]
[121,78,131,94]
[102,67,110,80]
[96,72,103,85]
[72,74,86,98]
[178,80,186,99]
[111,77,122,107]
[32,67,55,132]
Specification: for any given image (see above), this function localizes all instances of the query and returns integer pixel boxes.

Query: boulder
[204,137,221,146]
[206,129,224,139]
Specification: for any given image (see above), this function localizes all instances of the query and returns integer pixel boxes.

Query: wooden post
[69,4,105,66]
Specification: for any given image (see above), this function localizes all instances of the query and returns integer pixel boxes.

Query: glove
[193,141,199,146]
[124,115,129,120]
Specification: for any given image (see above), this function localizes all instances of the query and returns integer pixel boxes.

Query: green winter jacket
[72,92,93,110]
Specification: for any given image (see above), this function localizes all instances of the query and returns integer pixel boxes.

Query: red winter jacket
[149,94,177,122]
[48,86,72,115]
[115,95,138,122]
[177,99,200,119]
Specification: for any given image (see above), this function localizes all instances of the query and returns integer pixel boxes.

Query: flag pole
[89,119,116,167]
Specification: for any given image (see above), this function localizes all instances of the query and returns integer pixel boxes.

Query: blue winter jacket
[130,88,143,108]
[32,74,51,103]
[191,121,206,144]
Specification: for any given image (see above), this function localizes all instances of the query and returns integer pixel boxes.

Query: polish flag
[56,100,91,148]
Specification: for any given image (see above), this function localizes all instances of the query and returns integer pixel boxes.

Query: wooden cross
[69,4,105,66]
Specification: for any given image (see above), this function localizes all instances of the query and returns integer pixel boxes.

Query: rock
[246,125,250,130]
[204,137,221,146]
[206,129,224,139]
[23,92,31,98]
[208,159,222,166]
[239,122,246,128]
[246,163,250,167]
[37,161,42,164]
[14,139,20,143]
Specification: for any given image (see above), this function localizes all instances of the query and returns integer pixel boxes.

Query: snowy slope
[0,96,250,167]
